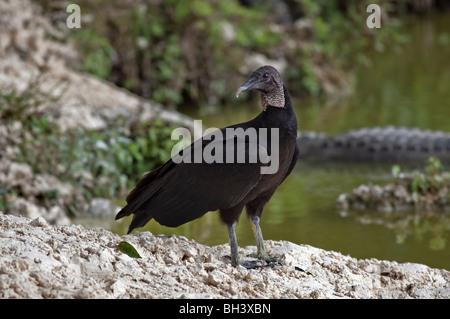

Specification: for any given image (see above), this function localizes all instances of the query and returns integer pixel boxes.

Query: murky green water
[84,13,450,270]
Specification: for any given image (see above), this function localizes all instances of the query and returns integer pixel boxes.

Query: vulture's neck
[260,85,285,111]
[259,85,297,134]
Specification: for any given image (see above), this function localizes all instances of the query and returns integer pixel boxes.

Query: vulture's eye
[263,72,269,78]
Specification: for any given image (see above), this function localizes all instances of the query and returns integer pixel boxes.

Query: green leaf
[391,164,401,178]
[117,241,142,258]
[192,0,213,16]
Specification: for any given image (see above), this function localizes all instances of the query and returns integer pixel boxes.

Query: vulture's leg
[226,222,240,266]
[227,222,261,269]
[249,216,278,263]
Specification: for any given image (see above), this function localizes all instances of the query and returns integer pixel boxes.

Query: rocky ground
[1,212,449,299]
[2,0,450,300]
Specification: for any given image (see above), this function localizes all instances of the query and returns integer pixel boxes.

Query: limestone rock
[0,213,449,299]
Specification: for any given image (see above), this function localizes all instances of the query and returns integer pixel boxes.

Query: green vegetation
[0,76,63,121]
[0,83,176,214]
[392,157,450,203]
[57,0,405,108]
[391,158,450,250]
[69,0,282,107]
[17,116,175,199]
[22,118,174,198]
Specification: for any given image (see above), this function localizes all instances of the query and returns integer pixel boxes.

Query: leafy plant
[0,75,64,121]
[73,28,115,79]
[1,72,177,216]
[117,241,142,258]
[392,157,448,200]
[391,164,402,178]
[425,156,444,176]
[8,114,173,208]
[50,120,176,199]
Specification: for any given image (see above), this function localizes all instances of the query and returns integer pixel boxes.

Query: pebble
[30,216,48,228]
[207,270,227,286]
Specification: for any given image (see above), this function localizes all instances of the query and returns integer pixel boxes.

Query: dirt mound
[1,212,448,299]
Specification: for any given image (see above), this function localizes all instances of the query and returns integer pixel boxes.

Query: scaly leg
[227,222,261,269]
[249,216,278,263]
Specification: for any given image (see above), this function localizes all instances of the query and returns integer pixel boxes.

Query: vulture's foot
[239,259,264,270]
[223,254,262,269]
[247,252,282,267]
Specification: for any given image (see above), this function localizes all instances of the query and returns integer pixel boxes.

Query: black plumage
[116,66,299,267]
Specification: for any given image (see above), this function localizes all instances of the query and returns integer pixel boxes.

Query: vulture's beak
[235,76,258,98]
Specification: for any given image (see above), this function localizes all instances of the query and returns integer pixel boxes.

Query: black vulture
[116,66,299,268]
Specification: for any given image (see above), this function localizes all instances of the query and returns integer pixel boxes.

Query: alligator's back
[297,126,450,163]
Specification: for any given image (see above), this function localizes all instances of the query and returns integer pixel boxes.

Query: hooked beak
[235,77,258,98]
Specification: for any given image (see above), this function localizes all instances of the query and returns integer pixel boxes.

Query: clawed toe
[246,253,281,265]
[240,259,263,269]
[223,255,263,269]
[242,259,280,269]
[223,255,279,269]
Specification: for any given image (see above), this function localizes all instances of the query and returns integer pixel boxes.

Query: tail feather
[115,203,155,234]
[127,209,153,234]
[115,168,166,224]
[115,205,131,220]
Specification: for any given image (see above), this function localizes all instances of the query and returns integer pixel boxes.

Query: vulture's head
[235,65,285,110]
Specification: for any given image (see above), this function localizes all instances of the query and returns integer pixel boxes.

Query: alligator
[296,126,450,163]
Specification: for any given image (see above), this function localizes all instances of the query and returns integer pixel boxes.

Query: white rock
[30,216,48,228]
[207,270,228,286]
[1,213,449,299]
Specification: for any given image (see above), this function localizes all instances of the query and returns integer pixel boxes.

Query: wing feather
[116,131,268,231]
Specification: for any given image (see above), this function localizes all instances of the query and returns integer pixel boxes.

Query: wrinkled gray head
[236,65,285,110]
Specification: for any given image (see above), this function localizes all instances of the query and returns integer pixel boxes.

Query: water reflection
[340,209,450,251]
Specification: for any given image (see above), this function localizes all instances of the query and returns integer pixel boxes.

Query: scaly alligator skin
[297,126,450,163]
